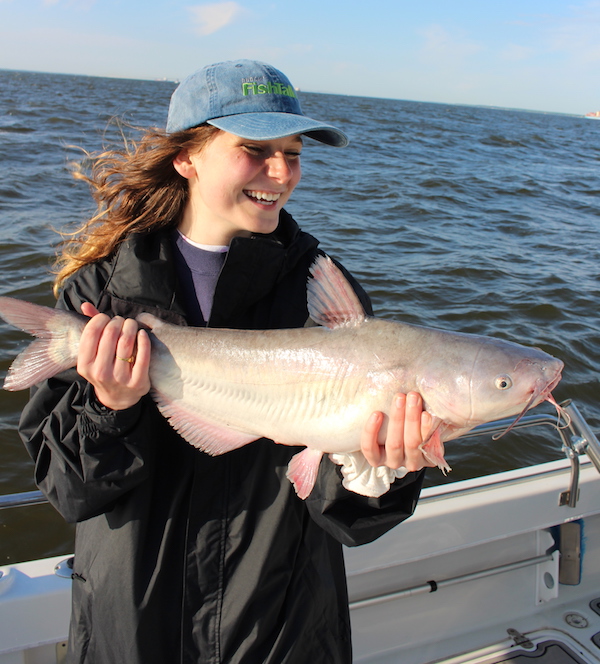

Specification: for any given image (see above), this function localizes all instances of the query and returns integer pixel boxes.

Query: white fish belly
[148,324,402,453]
[172,357,383,452]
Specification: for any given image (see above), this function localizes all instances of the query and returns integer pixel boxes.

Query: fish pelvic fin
[151,389,259,454]
[286,447,323,499]
[0,297,85,391]
[307,255,367,329]
[420,423,452,475]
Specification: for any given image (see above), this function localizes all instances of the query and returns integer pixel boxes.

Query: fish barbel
[0,256,563,498]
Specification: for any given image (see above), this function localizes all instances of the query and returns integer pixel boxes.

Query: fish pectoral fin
[420,425,451,475]
[286,448,323,500]
[151,390,258,455]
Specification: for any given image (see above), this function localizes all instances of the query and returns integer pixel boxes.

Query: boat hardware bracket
[54,557,74,579]
[559,442,580,508]
[563,401,600,475]
[457,401,597,510]
[507,628,534,649]
[558,521,582,585]
[558,401,600,509]
[56,641,68,664]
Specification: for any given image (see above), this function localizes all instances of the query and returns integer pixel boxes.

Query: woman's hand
[361,392,435,471]
[77,303,152,411]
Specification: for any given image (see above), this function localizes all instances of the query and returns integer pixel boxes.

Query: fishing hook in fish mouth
[546,394,572,431]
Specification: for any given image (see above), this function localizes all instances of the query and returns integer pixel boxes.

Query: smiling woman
[15,59,432,664]
[173,131,303,245]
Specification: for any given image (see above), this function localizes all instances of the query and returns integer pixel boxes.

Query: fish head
[417,334,563,440]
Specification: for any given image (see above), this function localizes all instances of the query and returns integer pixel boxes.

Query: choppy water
[1,70,599,563]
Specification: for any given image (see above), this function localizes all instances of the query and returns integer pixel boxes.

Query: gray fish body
[144,318,405,454]
[141,313,561,454]
[0,256,563,497]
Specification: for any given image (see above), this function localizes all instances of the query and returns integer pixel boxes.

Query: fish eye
[495,375,513,390]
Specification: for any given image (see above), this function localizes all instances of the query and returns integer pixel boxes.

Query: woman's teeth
[245,191,281,205]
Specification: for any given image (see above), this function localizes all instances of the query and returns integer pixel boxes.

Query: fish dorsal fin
[307,255,367,329]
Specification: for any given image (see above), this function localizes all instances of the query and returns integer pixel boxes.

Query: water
[1,70,599,564]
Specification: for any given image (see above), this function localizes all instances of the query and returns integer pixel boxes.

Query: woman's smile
[175,131,303,245]
[243,190,282,205]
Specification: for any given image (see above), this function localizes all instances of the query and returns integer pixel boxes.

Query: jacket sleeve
[17,277,158,524]
[305,460,425,547]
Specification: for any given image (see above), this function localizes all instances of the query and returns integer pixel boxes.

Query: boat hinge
[507,628,533,649]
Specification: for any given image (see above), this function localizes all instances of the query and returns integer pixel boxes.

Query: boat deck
[2,403,600,664]
[347,458,600,663]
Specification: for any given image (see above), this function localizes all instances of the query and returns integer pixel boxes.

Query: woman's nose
[265,153,293,182]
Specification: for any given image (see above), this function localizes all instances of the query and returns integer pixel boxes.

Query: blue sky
[1,0,599,114]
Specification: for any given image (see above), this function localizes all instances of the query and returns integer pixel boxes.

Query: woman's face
[176,130,302,245]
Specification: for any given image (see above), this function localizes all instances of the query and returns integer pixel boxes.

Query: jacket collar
[103,210,319,326]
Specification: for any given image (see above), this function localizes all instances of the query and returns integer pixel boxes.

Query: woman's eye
[242,145,301,160]
[244,145,264,155]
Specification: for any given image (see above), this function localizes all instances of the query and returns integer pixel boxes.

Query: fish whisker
[491,392,537,441]
[492,390,566,441]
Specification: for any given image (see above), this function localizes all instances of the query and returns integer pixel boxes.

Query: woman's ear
[173,150,196,179]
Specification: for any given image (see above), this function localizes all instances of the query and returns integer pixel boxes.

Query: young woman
[19,60,433,664]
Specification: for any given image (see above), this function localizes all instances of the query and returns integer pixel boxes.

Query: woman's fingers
[361,392,435,471]
[76,305,151,410]
[399,393,432,471]
[361,411,385,466]
[77,312,112,372]
[80,302,100,318]
[131,329,152,387]
[113,317,139,375]
[382,393,408,469]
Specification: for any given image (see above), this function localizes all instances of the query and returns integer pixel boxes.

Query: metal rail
[349,553,554,610]
[0,489,46,511]
[457,411,569,444]
[0,401,598,511]
[564,400,600,473]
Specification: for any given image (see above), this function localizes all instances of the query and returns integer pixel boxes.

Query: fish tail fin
[286,448,323,499]
[0,297,85,391]
[420,426,451,475]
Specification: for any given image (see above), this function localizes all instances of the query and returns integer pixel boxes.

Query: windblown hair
[53,123,221,296]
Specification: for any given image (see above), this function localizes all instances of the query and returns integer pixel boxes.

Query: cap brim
[207,112,348,147]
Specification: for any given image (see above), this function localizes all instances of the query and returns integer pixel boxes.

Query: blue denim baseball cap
[166,60,348,147]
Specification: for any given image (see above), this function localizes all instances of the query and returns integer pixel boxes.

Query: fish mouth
[492,365,563,440]
[536,370,562,403]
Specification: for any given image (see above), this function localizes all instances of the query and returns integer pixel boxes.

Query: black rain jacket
[19,210,425,664]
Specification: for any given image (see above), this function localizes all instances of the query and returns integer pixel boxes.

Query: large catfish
[0,256,563,498]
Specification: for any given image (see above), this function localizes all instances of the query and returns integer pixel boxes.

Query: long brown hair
[53,123,220,295]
